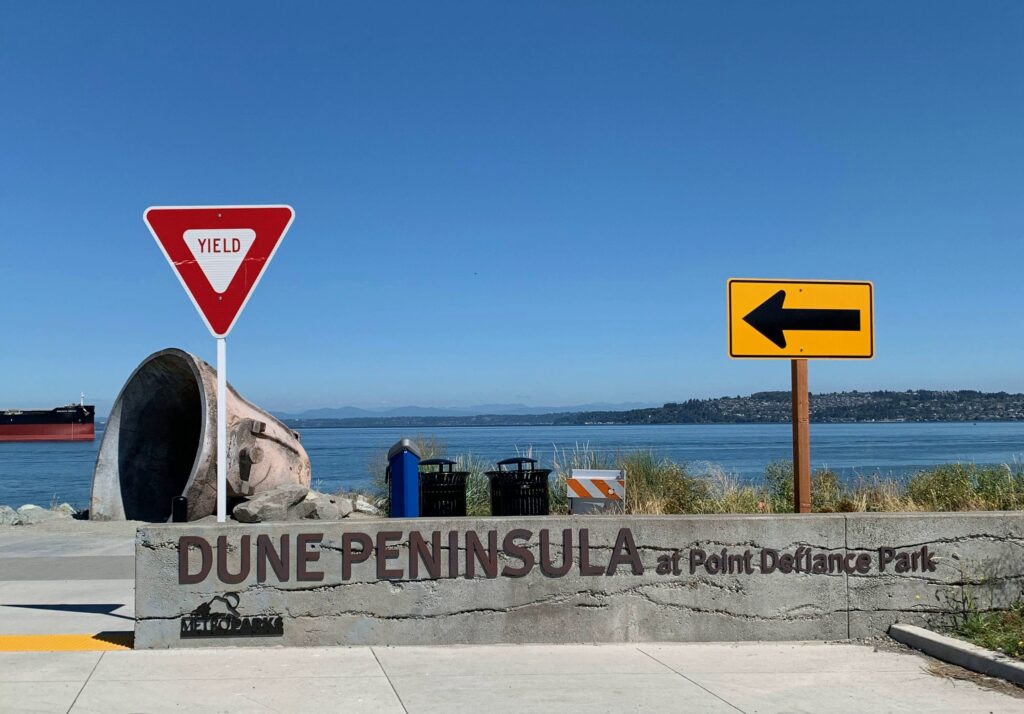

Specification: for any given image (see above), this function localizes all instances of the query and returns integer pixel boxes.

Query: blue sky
[2,2,1023,413]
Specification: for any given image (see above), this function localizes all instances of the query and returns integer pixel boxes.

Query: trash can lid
[388,438,422,460]
[496,457,537,467]
[420,458,456,466]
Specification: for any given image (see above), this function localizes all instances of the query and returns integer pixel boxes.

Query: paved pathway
[2,641,1023,713]
[0,521,136,637]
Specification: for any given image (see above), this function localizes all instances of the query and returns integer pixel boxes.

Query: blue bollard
[387,438,421,517]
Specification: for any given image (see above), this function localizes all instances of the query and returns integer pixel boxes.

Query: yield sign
[144,205,294,337]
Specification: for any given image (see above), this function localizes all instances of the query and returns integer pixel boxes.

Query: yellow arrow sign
[728,279,874,359]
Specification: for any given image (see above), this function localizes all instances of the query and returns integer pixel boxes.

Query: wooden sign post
[791,359,811,513]
[728,279,874,513]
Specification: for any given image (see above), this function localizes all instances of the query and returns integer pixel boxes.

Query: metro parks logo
[179,592,283,639]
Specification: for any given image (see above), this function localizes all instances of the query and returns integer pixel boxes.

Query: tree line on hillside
[282,390,1024,428]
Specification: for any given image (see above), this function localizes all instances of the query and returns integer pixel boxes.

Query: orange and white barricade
[566,469,626,514]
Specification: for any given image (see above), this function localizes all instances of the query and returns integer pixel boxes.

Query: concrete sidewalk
[0,521,136,636]
[2,641,1023,713]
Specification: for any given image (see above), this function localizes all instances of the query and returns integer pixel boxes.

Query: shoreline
[281,419,1024,429]
[4,423,1024,513]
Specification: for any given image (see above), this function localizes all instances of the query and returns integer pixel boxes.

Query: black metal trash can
[419,458,469,517]
[487,457,550,516]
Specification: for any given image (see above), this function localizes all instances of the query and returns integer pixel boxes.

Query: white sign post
[217,337,227,522]
[145,205,295,523]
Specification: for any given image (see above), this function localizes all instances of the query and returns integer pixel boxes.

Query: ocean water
[1,422,1023,509]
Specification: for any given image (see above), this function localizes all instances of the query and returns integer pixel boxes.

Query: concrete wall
[134,512,1024,649]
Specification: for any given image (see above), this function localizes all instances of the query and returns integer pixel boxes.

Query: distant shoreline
[282,419,1024,430]
[278,390,1024,430]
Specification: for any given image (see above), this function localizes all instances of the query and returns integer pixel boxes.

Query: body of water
[2,422,1022,509]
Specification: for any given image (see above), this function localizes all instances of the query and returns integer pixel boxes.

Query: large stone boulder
[0,506,20,526]
[304,492,354,521]
[232,485,309,523]
[17,504,56,525]
[354,496,381,516]
[52,503,77,519]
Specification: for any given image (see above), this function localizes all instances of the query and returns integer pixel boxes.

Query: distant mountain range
[273,402,655,420]
[277,390,1024,428]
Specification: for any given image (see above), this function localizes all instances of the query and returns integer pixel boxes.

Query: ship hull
[0,423,96,442]
[0,405,96,443]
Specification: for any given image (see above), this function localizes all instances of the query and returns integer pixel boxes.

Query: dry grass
[359,440,1024,516]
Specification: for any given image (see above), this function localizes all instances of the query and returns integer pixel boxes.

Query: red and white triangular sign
[144,205,294,337]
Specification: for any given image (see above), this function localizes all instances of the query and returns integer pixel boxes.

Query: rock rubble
[0,503,79,526]
[231,485,357,523]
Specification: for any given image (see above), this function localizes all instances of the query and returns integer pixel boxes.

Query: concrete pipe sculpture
[91,348,311,522]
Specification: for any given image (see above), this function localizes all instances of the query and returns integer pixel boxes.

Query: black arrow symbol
[743,290,861,349]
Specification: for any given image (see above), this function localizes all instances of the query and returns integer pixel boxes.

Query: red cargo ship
[0,396,95,442]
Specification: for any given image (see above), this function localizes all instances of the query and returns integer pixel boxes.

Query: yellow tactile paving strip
[0,632,133,651]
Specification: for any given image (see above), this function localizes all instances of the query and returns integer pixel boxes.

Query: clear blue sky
[2,2,1023,414]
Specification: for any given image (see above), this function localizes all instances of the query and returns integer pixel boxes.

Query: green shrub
[973,464,1024,510]
[906,463,1024,511]
[619,452,710,514]
[953,600,1024,660]
[812,469,842,512]
[764,460,794,513]
[906,463,976,510]
[765,461,866,513]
